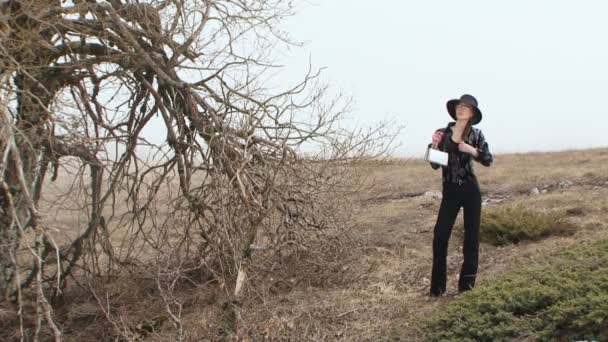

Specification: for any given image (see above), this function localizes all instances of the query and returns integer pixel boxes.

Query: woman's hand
[431,131,444,147]
[458,142,479,157]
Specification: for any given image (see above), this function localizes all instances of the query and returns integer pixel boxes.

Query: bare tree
[0,0,397,339]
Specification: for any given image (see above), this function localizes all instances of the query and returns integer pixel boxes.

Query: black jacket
[429,122,493,185]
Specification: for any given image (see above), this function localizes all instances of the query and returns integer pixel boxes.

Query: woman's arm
[472,130,493,166]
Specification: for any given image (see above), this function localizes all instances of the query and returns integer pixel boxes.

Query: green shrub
[421,239,608,341]
[456,205,575,246]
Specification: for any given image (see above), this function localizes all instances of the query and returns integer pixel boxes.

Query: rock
[424,191,442,200]
[558,180,574,189]
[482,197,506,207]
[529,187,540,195]
[541,189,548,194]
[418,202,434,209]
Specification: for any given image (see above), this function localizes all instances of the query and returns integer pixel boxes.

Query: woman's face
[455,103,474,121]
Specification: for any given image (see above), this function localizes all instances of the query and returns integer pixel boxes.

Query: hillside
[6,148,608,341]
[238,147,608,340]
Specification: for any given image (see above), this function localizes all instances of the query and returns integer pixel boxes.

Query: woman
[428,94,493,297]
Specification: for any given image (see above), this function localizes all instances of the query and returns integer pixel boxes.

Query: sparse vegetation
[1,0,608,339]
[422,238,608,341]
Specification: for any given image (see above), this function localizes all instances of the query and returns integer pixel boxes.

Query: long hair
[461,119,473,143]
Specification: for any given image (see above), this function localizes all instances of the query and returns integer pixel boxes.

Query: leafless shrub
[0,0,399,340]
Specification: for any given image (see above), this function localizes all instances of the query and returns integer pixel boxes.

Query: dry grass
[11,147,608,340]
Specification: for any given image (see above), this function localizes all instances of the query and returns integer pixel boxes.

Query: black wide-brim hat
[446,94,482,125]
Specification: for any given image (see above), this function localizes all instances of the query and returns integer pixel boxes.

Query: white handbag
[424,145,448,166]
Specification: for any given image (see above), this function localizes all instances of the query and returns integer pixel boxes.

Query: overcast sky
[275,0,608,157]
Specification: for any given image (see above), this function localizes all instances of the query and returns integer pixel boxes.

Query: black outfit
[428,122,493,296]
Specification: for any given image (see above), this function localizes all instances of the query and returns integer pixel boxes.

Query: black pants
[430,180,482,296]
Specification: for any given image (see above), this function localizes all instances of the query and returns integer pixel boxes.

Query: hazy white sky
[276,0,608,157]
